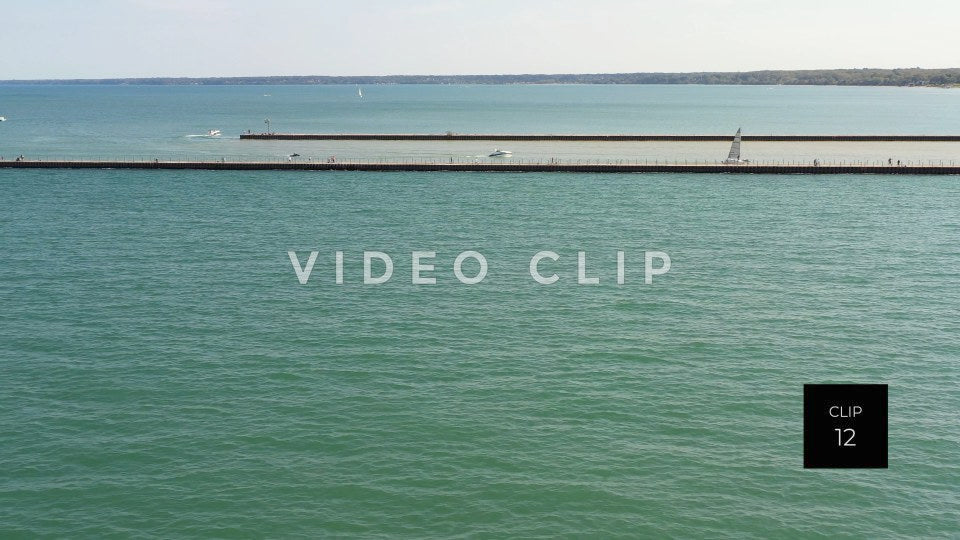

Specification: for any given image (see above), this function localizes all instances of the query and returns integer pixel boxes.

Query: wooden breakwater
[3,160,960,174]
[239,133,960,142]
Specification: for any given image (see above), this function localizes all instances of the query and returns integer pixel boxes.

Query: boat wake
[186,129,223,139]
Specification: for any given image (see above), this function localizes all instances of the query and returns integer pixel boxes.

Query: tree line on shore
[5,68,960,86]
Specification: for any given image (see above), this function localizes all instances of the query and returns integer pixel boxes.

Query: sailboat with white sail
[722,128,749,164]
[358,87,363,99]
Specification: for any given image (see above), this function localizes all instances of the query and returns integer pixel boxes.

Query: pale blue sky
[2,0,958,79]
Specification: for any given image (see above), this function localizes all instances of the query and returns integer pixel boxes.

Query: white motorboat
[207,129,221,137]
[0,116,6,122]
[722,128,749,164]
[489,149,512,157]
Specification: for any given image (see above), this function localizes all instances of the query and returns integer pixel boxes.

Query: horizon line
[1,67,956,84]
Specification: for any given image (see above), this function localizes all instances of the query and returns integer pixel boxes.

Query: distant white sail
[727,128,742,160]
[358,87,363,98]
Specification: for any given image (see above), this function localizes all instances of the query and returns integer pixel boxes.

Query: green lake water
[1,85,959,537]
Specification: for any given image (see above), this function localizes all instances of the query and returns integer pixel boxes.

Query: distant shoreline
[2,68,960,87]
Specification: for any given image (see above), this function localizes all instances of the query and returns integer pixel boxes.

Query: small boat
[722,128,749,164]
[288,153,301,158]
[207,129,221,137]
[0,116,6,122]
[489,149,512,157]
[358,87,363,98]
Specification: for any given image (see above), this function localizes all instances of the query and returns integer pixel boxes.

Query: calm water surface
[1,86,959,537]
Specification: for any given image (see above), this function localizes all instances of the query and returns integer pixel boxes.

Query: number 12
[835,428,856,446]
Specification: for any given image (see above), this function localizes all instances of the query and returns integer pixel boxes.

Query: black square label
[804,384,887,468]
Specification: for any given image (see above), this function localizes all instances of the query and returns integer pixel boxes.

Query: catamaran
[722,128,749,164]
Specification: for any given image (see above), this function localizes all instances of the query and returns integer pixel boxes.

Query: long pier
[239,133,960,142]
[3,160,960,174]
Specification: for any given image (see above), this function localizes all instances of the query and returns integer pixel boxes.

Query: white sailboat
[722,128,749,164]
[358,87,363,98]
